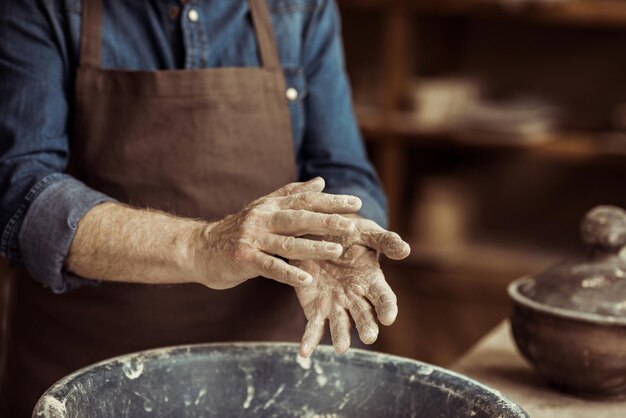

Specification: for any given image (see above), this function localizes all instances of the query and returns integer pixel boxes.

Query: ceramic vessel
[509,205,626,399]
[34,343,528,418]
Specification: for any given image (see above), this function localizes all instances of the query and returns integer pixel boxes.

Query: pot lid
[519,206,626,318]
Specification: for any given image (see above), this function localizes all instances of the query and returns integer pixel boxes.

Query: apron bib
[1,0,303,415]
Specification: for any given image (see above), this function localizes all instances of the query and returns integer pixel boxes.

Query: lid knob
[580,205,626,254]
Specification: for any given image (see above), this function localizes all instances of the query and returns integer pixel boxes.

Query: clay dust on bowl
[34,343,528,417]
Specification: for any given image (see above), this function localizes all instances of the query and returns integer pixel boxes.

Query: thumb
[362,230,411,260]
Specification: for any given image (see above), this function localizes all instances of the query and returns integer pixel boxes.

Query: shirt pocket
[284,67,308,150]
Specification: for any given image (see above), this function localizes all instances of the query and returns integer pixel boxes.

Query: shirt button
[286,87,299,102]
[187,9,199,22]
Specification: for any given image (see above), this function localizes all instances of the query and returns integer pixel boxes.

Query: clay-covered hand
[193,178,362,289]
[292,217,411,357]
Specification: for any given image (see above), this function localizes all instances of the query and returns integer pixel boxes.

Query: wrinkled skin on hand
[194,178,363,289]
[292,217,411,357]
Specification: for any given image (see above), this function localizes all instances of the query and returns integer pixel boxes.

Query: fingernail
[325,243,341,252]
[363,327,379,344]
[335,340,349,354]
[308,177,324,188]
[392,242,411,259]
[347,196,360,205]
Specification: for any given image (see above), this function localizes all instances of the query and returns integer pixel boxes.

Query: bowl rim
[35,342,529,418]
[508,276,626,326]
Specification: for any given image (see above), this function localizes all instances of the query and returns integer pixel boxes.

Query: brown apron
[1,0,304,415]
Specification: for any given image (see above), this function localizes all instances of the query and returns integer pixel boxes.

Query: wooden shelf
[339,0,626,28]
[356,105,626,161]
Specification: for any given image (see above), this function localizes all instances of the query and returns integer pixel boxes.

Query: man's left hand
[291,217,410,357]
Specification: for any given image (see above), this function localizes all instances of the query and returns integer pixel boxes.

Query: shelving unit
[339,0,626,364]
[340,0,626,231]
[357,105,626,161]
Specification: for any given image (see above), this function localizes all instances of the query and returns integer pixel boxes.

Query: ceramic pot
[509,205,626,399]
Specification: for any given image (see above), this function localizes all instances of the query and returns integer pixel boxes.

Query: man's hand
[192,178,366,289]
[67,178,363,288]
[291,217,410,357]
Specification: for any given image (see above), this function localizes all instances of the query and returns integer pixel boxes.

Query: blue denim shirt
[0,0,387,293]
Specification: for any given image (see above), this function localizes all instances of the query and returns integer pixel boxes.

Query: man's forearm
[64,179,372,290]
[66,202,203,284]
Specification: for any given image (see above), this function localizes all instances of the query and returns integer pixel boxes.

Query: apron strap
[249,0,282,70]
[79,0,103,68]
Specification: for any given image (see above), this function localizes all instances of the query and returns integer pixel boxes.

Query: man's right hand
[192,177,362,289]
[67,177,361,290]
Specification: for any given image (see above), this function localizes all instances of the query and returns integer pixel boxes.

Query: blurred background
[339,0,626,366]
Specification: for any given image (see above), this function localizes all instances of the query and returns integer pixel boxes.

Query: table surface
[451,321,625,418]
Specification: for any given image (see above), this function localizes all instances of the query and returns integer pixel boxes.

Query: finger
[250,251,313,286]
[329,308,351,354]
[257,234,343,260]
[366,273,398,326]
[264,177,325,198]
[279,192,361,214]
[299,316,325,358]
[348,298,379,345]
[270,210,355,236]
[362,230,411,260]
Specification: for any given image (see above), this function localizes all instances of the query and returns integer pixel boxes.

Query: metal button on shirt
[285,87,298,102]
[188,9,199,22]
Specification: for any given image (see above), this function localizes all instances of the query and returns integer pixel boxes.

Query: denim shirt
[0,0,387,293]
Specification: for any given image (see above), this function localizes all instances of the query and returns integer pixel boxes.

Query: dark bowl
[509,277,626,399]
[34,343,528,418]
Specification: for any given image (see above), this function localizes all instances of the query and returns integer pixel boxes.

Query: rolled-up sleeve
[299,0,388,228]
[17,176,113,293]
[0,1,113,293]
